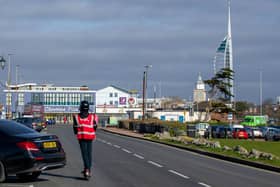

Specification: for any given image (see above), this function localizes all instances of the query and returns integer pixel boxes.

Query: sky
[0,0,279,104]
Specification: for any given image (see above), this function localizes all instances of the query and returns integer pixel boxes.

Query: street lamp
[142,65,152,120]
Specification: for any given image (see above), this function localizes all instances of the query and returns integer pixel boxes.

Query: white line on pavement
[148,160,163,168]
[113,145,121,148]
[198,182,211,187]
[106,142,112,145]
[133,153,145,159]
[122,148,132,153]
[168,170,190,179]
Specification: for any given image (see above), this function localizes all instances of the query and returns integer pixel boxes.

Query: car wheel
[17,171,41,181]
[0,161,7,183]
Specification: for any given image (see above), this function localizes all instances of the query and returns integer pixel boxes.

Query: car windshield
[0,120,35,135]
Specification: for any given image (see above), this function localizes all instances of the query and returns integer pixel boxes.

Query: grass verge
[146,136,280,168]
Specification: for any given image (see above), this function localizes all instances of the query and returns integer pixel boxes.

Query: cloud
[0,0,279,103]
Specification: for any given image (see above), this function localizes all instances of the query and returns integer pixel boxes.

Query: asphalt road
[1,125,280,187]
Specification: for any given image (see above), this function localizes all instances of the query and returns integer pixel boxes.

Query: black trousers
[79,140,93,170]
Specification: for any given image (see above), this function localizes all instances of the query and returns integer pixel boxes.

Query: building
[193,73,206,103]
[3,83,96,122]
[96,85,138,108]
[213,1,234,102]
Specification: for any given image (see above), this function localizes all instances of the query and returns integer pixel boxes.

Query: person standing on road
[73,100,98,178]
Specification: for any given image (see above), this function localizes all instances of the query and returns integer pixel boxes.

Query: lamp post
[0,56,6,119]
[142,65,152,120]
[6,54,14,119]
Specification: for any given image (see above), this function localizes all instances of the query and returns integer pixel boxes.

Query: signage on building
[119,97,127,105]
[23,104,44,118]
[128,97,135,105]
[44,106,95,113]
[44,106,81,113]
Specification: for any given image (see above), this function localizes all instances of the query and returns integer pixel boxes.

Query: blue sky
[0,0,279,104]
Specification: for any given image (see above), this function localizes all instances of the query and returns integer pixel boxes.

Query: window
[109,101,113,105]
[114,101,118,106]
[109,93,113,97]
[18,93,24,106]
[114,93,118,97]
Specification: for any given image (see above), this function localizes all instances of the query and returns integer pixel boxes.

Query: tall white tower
[213,0,234,102]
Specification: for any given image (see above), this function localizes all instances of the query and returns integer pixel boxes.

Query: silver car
[264,128,280,141]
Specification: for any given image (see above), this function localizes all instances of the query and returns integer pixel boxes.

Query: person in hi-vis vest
[73,100,97,178]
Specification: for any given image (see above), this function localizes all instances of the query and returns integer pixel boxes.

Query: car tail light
[17,141,40,152]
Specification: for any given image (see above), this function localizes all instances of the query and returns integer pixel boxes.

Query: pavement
[100,127,145,138]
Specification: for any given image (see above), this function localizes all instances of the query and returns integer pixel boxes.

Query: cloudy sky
[0,0,279,104]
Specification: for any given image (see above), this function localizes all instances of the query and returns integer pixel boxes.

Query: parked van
[241,115,267,126]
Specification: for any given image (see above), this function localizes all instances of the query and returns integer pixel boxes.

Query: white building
[3,83,96,122]
[96,85,138,108]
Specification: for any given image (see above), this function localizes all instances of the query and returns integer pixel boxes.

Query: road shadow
[42,172,87,181]
[1,175,48,184]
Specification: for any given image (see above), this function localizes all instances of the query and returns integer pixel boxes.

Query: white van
[195,123,210,137]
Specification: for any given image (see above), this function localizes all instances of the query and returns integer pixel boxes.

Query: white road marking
[168,170,190,179]
[106,142,112,145]
[148,160,163,168]
[122,148,132,153]
[198,182,211,187]
[0,185,34,187]
[133,153,145,159]
[113,145,121,148]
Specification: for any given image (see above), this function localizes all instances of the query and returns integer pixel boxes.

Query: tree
[204,67,234,102]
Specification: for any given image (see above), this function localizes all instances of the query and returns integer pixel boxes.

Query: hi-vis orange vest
[75,114,96,140]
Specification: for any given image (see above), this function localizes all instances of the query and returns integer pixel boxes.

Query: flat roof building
[3,83,96,122]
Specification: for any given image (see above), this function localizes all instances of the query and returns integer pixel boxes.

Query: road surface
[1,125,280,187]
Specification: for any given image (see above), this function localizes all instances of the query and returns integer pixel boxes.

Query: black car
[0,120,66,182]
[14,117,46,132]
[211,126,228,138]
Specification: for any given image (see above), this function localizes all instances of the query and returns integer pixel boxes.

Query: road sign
[228,113,233,120]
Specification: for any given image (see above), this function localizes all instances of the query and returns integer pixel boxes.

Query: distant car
[244,127,263,138]
[264,128,280,141]
[14,117,46,132]
[0,120,66,182]
[232,129,248,139]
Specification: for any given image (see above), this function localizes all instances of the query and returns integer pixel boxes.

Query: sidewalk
[100,127,145,139]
